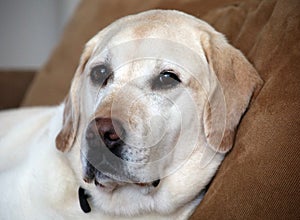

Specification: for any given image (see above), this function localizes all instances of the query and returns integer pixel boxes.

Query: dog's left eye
[152,70,181,89]
[90,64,112,86]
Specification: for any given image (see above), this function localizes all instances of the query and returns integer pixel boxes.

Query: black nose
[95,118,124,158]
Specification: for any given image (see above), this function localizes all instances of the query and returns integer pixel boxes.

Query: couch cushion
[22,0,300,219]
[191,0,300,219]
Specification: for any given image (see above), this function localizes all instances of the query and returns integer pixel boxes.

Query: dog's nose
[96,118,120,142]
[95,118,124,158]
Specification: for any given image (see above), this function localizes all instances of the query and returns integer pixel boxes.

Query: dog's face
[55,10,261,216]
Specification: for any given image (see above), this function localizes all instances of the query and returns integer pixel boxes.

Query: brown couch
[12,0,300,219]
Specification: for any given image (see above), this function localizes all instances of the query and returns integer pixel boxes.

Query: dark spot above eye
[90,64,113,86]
[152,70,181,90]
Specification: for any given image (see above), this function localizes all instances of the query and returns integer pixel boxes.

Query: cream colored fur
[0,10,261,220]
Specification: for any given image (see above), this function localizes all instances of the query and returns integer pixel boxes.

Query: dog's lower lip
[135,183,148,187]
[94,179,105,188]
[94,178,161,188]
[135,179,160,187]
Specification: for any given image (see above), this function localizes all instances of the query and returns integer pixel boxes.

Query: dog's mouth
[82,159,160,192]
[94,175,160,189]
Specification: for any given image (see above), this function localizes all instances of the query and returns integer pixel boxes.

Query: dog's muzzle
[82,117,160,190]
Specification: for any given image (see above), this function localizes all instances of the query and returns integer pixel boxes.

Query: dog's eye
[90,64,112,86]
[152,70,181,89]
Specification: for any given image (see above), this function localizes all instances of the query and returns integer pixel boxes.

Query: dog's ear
[55,39,96,152]
[200,31,263,153]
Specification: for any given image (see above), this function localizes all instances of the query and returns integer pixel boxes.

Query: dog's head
[55,10,262,216]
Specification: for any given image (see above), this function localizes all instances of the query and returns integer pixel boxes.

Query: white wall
[0,0,80,69]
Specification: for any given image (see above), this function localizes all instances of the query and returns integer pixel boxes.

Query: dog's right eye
[90,64,112,86]
[152,70,181,90]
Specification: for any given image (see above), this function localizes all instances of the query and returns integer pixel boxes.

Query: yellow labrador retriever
[0,10,262,220]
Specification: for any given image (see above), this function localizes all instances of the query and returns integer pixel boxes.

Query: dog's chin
[86,176,162,217]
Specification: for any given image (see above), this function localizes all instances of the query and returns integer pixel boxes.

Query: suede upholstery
[22,0,300,219]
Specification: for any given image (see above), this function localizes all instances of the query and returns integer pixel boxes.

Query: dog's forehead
[119,10,199,41]
[92,10,209,56]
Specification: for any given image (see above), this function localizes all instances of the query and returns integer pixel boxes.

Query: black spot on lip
[152,179,160,187]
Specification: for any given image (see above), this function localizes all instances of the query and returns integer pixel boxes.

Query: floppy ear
[200,31,263,153]
[55,39,96,152]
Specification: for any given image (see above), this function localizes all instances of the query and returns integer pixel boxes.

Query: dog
[0,10,262,220]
